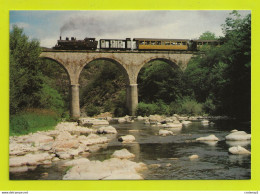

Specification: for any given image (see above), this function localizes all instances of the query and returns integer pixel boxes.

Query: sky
[10,10,251,48]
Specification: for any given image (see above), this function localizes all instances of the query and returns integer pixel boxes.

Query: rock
[149,115,163,124]
[9,142,38,156]
[56,152,72,159]
[22,134,53,144]
[189,154,199,160]
[231,129,238,133]
[9,153,53,167]
[118,117,127,123]
[118,135,135,143]
[159,129,174,136]
[39,143,53,151]
[63,158,90,166]
[137,116,144,121]
[162,121,182,129]
[78,118,109,127]
[111,149,135,159]
[182,120,192,125]
[201,120,210,125]
[144,120,150,125]
[97,126,117,134]
[228,146,251,155]
[63,158,147,180]
[103,172,143,180]
[177,116,188,121]
[52,157,60,162]
[225,131,251,141]
[166,163,171,167]
[9,166,29,173]
[196,134,219,141]
[188,116,198,121]
[55,122,78,131]
[84,134,108,145]
[52,139,80,151]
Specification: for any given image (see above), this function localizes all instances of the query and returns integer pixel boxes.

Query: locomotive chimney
[60,36,61,40]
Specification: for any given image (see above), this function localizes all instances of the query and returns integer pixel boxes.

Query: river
[10,119,251,180]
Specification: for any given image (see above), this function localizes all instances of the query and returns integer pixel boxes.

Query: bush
[203,98,216,114]
[85,104,101,116]
[136,102,157,116]
[169,97,203,116]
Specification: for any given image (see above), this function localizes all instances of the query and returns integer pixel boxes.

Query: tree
[184,11,251,119]
[10,25,65,115]
[199,31,217,40]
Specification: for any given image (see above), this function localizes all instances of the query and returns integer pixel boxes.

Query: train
[53,36,223,51]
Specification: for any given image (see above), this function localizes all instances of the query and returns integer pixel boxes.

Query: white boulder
[196,134,219,141]
[225,131,251,141]
[63,158,147,180]
[97,126,117,134]
[111,149,135,159]
[159,129,174,136]
[228,146,251,155]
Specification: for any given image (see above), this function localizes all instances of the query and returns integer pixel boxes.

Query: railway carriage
[100,38,132,50]
[133,38,190,51]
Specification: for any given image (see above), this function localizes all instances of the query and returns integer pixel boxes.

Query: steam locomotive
[53,36,223,51]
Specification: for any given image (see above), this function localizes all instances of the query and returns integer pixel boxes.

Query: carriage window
[177,42,181,45]
[140,41,145,45]
[198,42,202,45]
[161,41,165,45]
[151,41,156,45]
[182,42,187,45]
[165,42,170,45]
[171,42,176,45]
[145,41,150,45]
[156,41,161,45]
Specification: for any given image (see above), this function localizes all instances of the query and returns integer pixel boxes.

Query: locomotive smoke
[59,11,172,38]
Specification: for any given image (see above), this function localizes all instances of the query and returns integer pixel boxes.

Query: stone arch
[40,56,72,85]
[79,57,130,85]
[136,57,180,84]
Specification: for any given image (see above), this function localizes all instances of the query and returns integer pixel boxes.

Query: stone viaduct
[40,50,198,118]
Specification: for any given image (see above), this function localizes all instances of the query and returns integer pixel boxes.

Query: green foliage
[10,109,59,136]
[169,97,203,116]
[183,11,251,119]
[138,61,183,104]
[85,104,101,117]
[136,102,158,116]
[199,31,218,40]
[80,60,127,116]
[10,25,66,116]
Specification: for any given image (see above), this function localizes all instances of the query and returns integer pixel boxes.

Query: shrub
[10,115,29,135]
[136,102,158,116]
[85,104,101,116]
[169,97,203,116]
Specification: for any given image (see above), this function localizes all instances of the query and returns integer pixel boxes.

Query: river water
[10,120,251,180]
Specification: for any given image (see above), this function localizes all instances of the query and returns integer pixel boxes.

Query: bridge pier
[70,84,80,119]
[126,84,138,116]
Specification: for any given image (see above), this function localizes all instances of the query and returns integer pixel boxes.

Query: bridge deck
[41,48,202,54]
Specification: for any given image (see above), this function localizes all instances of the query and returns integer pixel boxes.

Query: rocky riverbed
[9,114,251,180]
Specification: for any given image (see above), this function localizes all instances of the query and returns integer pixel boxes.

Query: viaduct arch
[40,51,196,118]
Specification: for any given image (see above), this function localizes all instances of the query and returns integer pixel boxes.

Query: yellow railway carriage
[133,38,189,50]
